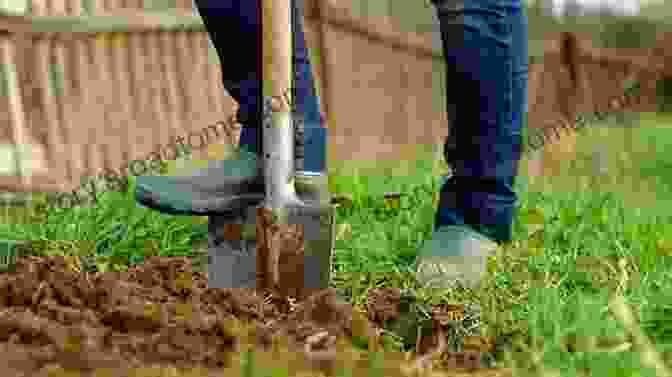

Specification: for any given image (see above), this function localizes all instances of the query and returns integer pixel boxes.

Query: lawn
[1,112,672,376]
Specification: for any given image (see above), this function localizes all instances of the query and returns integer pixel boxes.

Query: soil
[0,254,513,376]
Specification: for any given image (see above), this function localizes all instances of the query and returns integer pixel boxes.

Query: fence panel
[0,8,240,198]
[304,0,445,166]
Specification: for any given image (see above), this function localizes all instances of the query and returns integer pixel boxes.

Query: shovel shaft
[262,99,296,213]
[262,0,298,214]
[263,0,292,97]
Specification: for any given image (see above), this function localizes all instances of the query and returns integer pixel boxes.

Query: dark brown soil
[0,255,511,376]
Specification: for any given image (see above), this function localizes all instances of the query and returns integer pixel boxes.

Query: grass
[2,112,672,376]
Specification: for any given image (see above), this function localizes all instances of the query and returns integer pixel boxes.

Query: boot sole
[135,185,265,216]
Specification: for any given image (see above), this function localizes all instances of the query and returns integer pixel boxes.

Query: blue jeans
[433,0,527,243]
[193,0,326,173]
[194,0,527,243]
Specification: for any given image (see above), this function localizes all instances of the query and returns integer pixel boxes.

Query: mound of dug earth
[0,254,361,376]
[0,255,511,376]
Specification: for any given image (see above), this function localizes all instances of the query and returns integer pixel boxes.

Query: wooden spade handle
[263,0,292,110]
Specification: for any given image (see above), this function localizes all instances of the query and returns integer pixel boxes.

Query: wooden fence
[0,0,224,200]
[0,0,669,204]
[526,31,668,179]
[0,0,450,202]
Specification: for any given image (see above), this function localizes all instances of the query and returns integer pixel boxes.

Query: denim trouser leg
[192,0,326,173]
[432,0,528,243]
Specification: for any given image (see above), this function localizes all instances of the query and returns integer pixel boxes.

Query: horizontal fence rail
[0,9,204,34]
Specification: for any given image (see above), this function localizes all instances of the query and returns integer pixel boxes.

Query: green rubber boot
[134,148,265,215]
[415,225,499,290]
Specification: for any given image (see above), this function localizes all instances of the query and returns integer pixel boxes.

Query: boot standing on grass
[134,0,528,291]
[416,0,528,289]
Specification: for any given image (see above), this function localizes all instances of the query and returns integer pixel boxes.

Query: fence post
[0,35,32,209]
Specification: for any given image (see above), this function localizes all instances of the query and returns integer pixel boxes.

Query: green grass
[2,113,672,375]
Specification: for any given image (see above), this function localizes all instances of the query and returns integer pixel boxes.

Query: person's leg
[196,0,263,156]
[197,0,325,170]
[135,0,327,215]
[287,0,327,173]
[417,0,528,289]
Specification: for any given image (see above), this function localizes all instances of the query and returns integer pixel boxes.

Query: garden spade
[207,0,335,299]
[256,0,336,298]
